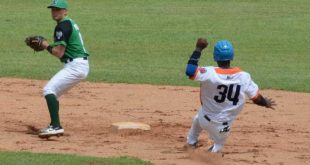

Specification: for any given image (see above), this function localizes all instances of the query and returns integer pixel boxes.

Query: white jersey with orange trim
[191,66,259,122]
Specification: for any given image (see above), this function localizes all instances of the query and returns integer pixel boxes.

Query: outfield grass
[0,0,309,92]
[0,151,153,165]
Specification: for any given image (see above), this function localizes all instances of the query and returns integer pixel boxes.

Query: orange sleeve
[189,68,199,80]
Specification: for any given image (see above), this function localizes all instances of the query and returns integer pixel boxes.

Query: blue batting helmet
[213,40,234,61]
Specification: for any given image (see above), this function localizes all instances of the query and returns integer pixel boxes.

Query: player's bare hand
[196,38,208,52]
[41,40,49,49]
[265,97,276,109]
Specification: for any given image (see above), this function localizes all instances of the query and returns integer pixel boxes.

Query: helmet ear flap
[213,40,234,61]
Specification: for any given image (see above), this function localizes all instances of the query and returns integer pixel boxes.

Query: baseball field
[0,0,309,165]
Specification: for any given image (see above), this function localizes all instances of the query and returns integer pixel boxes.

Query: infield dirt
[0,78,309,165]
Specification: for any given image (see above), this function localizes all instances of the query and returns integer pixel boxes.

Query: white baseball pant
[43,57,89,98]
[187,108,232,152]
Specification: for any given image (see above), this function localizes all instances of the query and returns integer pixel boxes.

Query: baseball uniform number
[214,84,241,105]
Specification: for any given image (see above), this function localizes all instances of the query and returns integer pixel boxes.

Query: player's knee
[43,85,56,96]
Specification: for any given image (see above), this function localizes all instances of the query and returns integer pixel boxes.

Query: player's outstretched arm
[252,94,276,109]
[185,38,208,78]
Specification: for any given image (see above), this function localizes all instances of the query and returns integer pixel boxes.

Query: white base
[111,122,151,131]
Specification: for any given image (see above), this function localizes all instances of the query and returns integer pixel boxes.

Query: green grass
[0,151,153,165]
[0,0,309,92]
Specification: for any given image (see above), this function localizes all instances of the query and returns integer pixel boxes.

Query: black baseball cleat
[38,125,64,139]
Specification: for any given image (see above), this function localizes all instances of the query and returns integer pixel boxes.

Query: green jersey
[52,16,89,63]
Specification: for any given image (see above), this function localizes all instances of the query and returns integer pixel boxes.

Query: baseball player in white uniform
[185,38,275,152]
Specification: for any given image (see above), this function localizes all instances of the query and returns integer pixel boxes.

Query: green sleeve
[51,41,67,47]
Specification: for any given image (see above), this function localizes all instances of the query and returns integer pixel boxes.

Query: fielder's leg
[45,94,60,127]
[40,59,89,137]
[43,59,89,125]
[39,92,64,138]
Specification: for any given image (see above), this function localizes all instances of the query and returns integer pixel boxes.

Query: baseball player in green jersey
[38,0,90,138]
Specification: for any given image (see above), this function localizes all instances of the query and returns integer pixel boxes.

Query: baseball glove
[25,36,46,52]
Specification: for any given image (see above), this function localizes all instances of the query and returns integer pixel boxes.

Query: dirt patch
[0,78,309,165]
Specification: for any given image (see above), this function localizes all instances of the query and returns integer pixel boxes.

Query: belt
[204,115,228,125]
[64,57,88,64]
